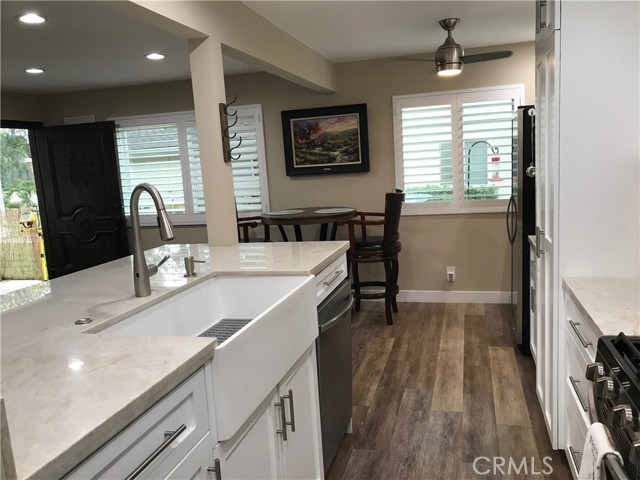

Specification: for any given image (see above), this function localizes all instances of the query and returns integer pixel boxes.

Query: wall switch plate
[447,266,455,282]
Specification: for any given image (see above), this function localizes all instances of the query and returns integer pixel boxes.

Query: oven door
[587,380,631,480]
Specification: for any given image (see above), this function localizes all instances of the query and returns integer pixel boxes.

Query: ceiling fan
[400,18,513,77]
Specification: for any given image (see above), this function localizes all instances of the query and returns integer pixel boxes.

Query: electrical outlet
[447,266,455,282]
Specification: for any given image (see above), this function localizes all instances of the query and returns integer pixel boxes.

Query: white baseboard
[355,288,511,303]
[367,289,510,304]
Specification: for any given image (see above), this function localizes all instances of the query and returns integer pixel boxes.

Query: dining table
[260,206,356,241]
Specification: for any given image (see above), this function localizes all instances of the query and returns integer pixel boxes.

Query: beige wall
[1,91,43,122]
[1,41,534,292]
[224,42,535,292]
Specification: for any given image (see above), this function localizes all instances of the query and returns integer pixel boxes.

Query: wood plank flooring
[327,302,571,480]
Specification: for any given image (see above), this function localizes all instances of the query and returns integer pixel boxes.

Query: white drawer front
[565,381,589,479]
[315,255,347,305]
[565,323,591,423]
[565,296,597,361]
[67,369,209,480]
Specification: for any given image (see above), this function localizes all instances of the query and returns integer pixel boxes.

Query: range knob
[595,376,614,399]
[609,404,633,428]
[630,440,640,466]
[586,362,604,381]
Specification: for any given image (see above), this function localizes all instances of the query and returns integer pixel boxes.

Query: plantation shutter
[461,98,516,201]
[115,123,186,216]
[230,106,267,213]
[186,121,206,214]
[398,103,454,203]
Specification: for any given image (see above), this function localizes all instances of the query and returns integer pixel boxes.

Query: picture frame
[281,103,370,176]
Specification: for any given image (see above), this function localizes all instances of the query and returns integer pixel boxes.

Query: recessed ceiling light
[25,68,45,74]
[145,53,165,61]
[18,13,46,24]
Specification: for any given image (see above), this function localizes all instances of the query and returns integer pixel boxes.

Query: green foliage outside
[1,129,37,208]
[405,184,499,202]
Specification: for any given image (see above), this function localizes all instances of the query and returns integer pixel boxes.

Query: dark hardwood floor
[326,302,571,480]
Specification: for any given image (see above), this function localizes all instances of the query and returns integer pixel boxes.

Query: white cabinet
[534,0,639,450]
[535,0,560,44]
[562,293,598,479]
[279,346,324,480]
[215,389,283,479]
[529,244,537,364]
[215,345,324,480]
[534,28,559,447]
[165,432,216,480]
[66,369,213,479]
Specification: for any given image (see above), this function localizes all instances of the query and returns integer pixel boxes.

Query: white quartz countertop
[562,277,640,337]
[1,241,348,479]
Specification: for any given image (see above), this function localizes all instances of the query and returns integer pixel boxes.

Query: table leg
[319,223,328,241]
[278,225,289,242]
[294,225,303,241]
[330,222,339,240]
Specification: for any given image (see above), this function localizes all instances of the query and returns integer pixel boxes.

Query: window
[393,85,523,215]
[113,106,269,224]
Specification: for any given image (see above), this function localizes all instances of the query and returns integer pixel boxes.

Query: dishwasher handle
[319,294,354,333]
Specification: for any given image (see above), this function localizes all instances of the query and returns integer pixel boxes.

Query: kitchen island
[1,241,348,479]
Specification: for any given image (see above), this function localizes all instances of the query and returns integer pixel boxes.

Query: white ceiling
[1,1,535,95]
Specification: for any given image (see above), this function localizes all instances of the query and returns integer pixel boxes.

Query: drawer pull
[284,389,296,433]
[569,376,588,412]
[323,270,344,287]
[569,319,593,348]
[207,459,222,480]
[125,424,186,480]
[568,445,580,468]
[275,397,288,441]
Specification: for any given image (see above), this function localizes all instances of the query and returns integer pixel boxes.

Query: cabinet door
[535,0,560,44]
[164,432,214,480]
[535,31,560,449]
[529,247,537,363]
[216,389,283,480]
[279,346,324,480]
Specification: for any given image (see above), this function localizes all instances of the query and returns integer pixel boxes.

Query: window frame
[111,107,270,226]
[393,84,524,216]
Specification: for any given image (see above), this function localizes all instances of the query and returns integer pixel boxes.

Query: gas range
[587,334,640,480]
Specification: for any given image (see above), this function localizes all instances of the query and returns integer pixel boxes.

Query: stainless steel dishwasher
[316,278,353,473]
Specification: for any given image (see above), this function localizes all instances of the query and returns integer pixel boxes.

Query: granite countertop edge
[562,276,640,337]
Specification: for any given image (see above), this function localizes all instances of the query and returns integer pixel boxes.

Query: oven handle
[586,381,631,480]
[603,454,630,480]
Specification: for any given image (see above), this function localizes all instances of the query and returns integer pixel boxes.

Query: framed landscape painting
[281,103,370,176]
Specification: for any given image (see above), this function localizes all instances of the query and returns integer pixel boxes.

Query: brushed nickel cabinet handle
[530,286,536,314]
[535,226,544,258]
[285,389,296,433]
[323,270,344,287]
[569,319,593,349]
[569,376,588,412]
[207,458,222,480]
[125,424,186,480]
[568,445,580,469]
[275,397,288,441]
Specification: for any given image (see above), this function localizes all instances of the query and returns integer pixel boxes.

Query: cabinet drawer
[67,369,209,479]
[164,432,214,479]
[564,323,590,423]
[315,255,347,305]
[565,296,597,361]
[565,381,589,479]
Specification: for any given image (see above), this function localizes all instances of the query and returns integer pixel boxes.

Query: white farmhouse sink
[98,275,318,440]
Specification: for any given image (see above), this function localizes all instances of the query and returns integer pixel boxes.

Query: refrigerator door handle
[506,196,516,244]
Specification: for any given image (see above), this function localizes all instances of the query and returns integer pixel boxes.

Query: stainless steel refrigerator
[507,105,536,354]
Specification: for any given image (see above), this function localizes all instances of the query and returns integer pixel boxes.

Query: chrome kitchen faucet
[130,183,175,297]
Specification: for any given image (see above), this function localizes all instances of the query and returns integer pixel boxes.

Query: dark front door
[31,122,129,279]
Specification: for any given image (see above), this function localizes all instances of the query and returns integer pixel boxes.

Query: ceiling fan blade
[395,57,435,63]
[461,51,513,64]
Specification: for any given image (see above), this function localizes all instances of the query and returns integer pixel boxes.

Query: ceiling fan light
[437,64,463,76]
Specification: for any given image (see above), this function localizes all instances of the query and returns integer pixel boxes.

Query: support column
[189,37,237,246]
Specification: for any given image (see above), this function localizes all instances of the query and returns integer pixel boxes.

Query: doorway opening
[0,126,48,294]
